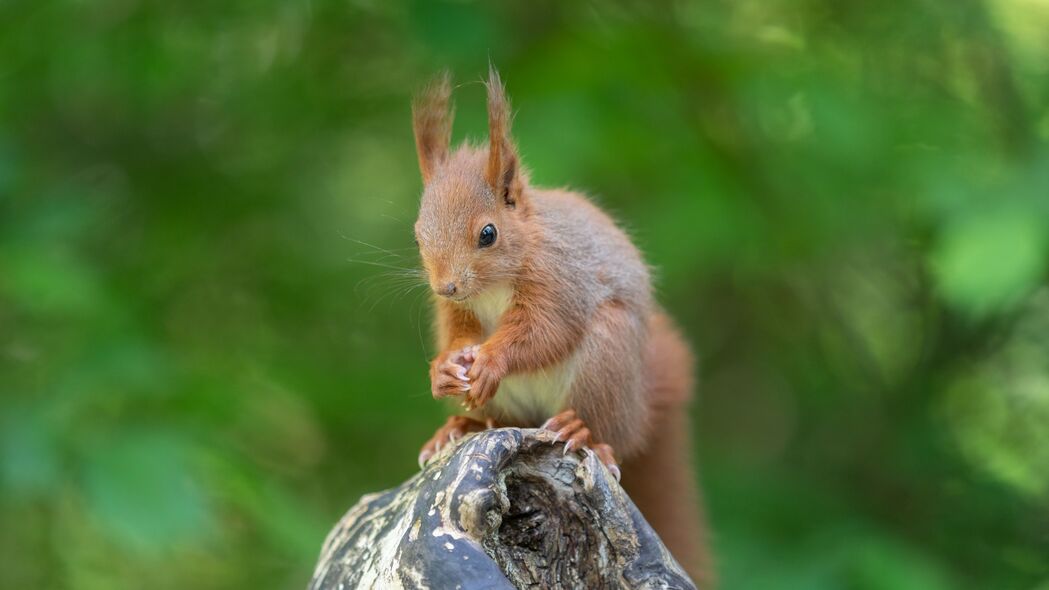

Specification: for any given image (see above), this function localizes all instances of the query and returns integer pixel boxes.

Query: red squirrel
[410,68,713,584]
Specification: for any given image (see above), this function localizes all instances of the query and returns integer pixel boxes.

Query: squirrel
[409,68,713,585]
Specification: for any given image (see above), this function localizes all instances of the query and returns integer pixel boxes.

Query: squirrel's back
[527,188,652,315]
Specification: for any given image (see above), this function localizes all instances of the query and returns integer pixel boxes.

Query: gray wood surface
[308,428,695,590]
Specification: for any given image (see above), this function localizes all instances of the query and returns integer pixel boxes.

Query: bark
[308,428,695,590]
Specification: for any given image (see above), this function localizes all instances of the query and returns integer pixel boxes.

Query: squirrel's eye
[478,224,497,248]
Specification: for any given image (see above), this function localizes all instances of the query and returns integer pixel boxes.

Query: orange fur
[410,68,713,583]
[411,71,453,184]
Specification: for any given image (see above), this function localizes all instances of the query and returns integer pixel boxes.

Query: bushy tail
[621,312,715,587]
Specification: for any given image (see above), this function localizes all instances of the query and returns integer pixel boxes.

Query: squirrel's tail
[621,312,715,587]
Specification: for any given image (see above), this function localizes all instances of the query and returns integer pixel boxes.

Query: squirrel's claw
[417,415,492,470]
[417,449,433,468]
[540,409,621,481]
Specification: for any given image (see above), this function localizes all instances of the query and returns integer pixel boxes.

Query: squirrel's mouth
[433,289,471,303]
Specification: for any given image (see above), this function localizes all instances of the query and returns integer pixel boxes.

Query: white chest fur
[467,283,514,336]
[465,283,577,424]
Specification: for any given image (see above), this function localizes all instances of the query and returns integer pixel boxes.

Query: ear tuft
[412,71,454,184]
[485,66,521,207]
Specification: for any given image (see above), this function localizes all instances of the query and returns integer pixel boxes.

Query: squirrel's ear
[412,71,454,185]
[485,66,523,207]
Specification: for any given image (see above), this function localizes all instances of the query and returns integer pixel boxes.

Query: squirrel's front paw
[429,348,473,399]
[464,347,505,410]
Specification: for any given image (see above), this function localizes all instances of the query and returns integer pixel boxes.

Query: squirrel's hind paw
[541,409,620,481]
[418,415,491,468]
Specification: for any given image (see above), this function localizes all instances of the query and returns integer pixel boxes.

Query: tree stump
[308,428,695,589]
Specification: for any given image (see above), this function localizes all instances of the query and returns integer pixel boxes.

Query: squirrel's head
[411,68,530,302]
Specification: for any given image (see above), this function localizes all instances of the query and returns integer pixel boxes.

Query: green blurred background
[2,0,1048,588]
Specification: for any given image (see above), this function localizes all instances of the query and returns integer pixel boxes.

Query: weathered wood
[308,428,695,590]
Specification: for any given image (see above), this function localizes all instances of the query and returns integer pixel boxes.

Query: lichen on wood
[308,428,695,590]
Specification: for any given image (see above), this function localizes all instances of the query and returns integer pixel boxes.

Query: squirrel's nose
[440,282,457,297]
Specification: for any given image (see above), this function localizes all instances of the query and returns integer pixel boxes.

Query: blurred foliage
[1,0,1048,588]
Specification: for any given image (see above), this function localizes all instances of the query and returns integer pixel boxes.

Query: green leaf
[930,210,1047,316]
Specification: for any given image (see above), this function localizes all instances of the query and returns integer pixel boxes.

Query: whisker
[345,258,423,273]
[413,287,430,363]
[341,236,419,264]
[381,213,409,224]
[378,198,414,218]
